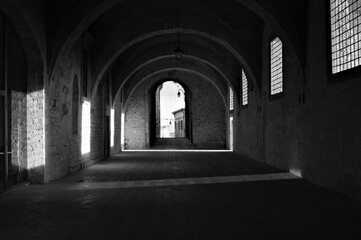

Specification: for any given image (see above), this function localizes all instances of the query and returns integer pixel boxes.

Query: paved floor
[150,138,194,149]
[1,151,361,239]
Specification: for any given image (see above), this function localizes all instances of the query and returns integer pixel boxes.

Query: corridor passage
[1,152,361,239]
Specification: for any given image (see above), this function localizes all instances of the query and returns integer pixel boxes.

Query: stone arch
[51,0,304,91]
[113,54,231,107]
[92,29,258,100]
[123,68,227,111]
[123,69,227,149]
[0,4,45,184]
[148,79,190,144]
[0,2,45,77]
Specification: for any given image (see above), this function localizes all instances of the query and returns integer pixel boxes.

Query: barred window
[242,70,248,106]
[330,0,361,74]
[270,37,283,95]
[229,86,234,111]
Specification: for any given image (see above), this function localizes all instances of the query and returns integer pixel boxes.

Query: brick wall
[124,72,226,149]
[124,86,147,149]
[27,74,45,183]
[45,40,106,182]
[233,1,361,200]
[7,22,28,184]
[191,79,226,149]
[112,93,122,154]
[233,25,301,172]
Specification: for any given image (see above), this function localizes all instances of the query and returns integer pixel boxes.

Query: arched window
[242,70,248,106]
[72,75,79,134]
[330,0,361,73]
[229,86,234,111]
[270,37,283,95]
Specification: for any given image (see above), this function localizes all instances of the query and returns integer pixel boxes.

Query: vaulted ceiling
[45,0,308,104]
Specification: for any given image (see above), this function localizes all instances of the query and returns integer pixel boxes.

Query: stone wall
[233,1,361,200]
[124,86,148,149]
[261,26,301,172]
[233,90,263,161]
[45,40,106,182]
[301,0,361,200]
[233,26,303,174]
[7,21,28,184]
[27,74,45,183]
[191,80,226,149]
[111,93,122,154]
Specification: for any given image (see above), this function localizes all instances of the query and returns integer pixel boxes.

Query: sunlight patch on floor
[53,173,300,191]
[122,149,232,152]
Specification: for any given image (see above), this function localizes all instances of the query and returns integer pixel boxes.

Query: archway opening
[156,81,186,139]
[149,80,192,149]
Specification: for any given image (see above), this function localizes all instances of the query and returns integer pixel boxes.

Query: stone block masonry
[45,41,107,182]
[27,74,45,183]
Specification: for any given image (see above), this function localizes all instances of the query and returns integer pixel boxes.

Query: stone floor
[1,151,361,239]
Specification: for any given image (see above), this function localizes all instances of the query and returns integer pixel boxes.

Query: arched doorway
[150,80,192,148]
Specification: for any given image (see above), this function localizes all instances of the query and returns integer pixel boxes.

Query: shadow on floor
[1,151,361,239]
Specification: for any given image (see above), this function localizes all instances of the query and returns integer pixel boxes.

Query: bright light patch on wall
[121,113,125,149]
[290,168,302,178]
[330,0,361,73]
[242,70,248,106]
[270,37,283,95]
[110,108,115,147]
[229,87,234,111]
[27,88,46,169]
[81,100,91,154]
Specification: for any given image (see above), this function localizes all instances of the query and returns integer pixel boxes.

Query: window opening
[229,86,234,111]
[270,37,283,95]
[242,70,248,106]
[81,100,91,154]
[330,0,361,73]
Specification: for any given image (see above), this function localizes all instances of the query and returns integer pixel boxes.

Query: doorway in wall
[150,80,192,149]
[230,116,234,151]
[156,81,186,139]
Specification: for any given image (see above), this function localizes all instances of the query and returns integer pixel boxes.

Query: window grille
[242,70,248,106]
[229,87,234,111]
[330,0,361,73]
[270,37,283,95]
